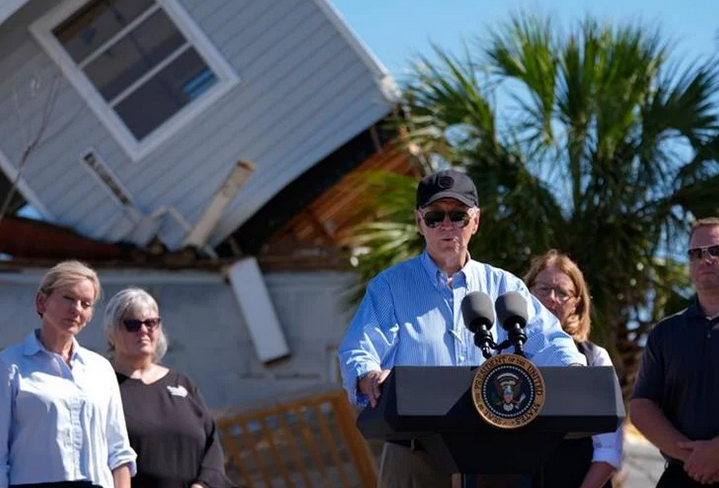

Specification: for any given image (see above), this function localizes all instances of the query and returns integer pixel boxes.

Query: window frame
[30,0,239,162]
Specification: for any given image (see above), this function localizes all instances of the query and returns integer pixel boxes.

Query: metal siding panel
[117,2,321,186]
[67,178,131,230]
[122,14,336,194]
[170,57,374,221]
[20,91,108,183]
[205,0,283,48]
[0,4,126,235]
[0,56,56,143]
[221,1,312,62]
[31,120,109,201]
[64,204,127,241]
[144,40,357,208]
[204,88,390,248]
[180,0,233,23]
[0,0,395,250]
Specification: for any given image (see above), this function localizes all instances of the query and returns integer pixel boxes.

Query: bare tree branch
[0,75,61,223]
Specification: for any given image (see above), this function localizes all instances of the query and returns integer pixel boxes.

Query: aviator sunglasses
[687,244,719,262]
[123,317,162,332]
[422,209,473,229]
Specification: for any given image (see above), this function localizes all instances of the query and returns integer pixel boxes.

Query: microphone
[461,291,495,359]
[495,291,529,357]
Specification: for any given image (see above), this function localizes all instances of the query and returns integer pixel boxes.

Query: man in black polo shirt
[631,217,719,487]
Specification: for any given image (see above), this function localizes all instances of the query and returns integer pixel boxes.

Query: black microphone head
[495,291,528,330]
[461,291,495,333]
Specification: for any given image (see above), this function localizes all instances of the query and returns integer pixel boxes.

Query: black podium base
[462,474,533,488]
[11,482,100,488]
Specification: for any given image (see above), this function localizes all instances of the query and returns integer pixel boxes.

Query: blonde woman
[525,250,623,488]
[0,260,136,488]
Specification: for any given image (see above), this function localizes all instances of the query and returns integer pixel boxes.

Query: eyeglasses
[123,317,162,332]
[421,209,473,229]
[532,285,576,302]
[688,244,719,262]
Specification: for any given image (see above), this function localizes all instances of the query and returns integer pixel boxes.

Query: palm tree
[351,14,719,396]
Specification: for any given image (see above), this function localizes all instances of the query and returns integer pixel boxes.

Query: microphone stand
[506,323,527,357]
[473,330,496,360]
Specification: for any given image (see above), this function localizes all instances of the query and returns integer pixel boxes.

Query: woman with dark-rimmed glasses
[104,287,234,488]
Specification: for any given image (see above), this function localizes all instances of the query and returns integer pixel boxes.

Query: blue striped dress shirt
[338,251,586,406]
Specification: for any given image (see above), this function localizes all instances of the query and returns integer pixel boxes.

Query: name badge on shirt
[167,385,188,397]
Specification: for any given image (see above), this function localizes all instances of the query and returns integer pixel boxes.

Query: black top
[116,370,234,488]
[632,303,719,459]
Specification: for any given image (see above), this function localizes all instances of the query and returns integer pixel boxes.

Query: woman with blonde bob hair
[524,250,622,488]
[0,260,136,488]
[104,287,233,488]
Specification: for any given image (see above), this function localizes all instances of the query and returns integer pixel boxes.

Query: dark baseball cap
[416,169,479,209]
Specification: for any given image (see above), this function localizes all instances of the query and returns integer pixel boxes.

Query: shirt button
[459,355,465,362]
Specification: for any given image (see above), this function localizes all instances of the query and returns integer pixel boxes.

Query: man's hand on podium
[359,369,391,408]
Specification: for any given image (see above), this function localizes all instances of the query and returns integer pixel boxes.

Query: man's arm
[337,276,399,407]
[630,398,691,461]
[630,321,693,462]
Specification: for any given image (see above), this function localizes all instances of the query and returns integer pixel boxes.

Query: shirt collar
[23,329,86,364]
[420,250,473,288]
[686,302,703,317]
[689,300,719,322]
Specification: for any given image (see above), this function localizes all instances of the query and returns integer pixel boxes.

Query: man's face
[689,224,719,294]
[416,198,480,266]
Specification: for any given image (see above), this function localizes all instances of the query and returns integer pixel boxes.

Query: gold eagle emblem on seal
[471,354,546,429]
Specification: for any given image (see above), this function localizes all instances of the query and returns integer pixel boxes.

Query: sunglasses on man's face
[422,209,473,229]
[687,244,719,262]
[123,317,162,332]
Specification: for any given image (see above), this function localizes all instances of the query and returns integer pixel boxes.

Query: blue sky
[329,0,716,264]
[331,0,718,80]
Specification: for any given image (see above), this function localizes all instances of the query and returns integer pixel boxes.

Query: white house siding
[0,0,397,249]
[0,269,357,408]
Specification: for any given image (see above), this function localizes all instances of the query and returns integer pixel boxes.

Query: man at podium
[338,169,586,488]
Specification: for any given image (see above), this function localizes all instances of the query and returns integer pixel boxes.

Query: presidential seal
[471,354,546,429]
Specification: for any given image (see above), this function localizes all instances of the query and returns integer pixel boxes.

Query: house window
[31,0,238,160]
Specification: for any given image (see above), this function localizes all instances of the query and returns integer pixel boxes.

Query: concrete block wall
[0,268,357,408]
